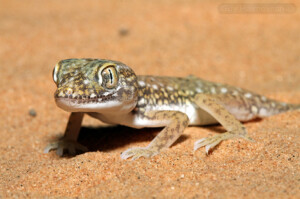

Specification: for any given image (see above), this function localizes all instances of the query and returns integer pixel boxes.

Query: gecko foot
[121,147,159,160]
[44,139,88,156]
[194,131,254,154]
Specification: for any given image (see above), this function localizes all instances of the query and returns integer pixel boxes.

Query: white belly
[88,103,218,129]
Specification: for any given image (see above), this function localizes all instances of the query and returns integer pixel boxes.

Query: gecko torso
[45,58,299,159]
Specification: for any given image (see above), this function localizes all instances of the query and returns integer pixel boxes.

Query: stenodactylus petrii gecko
[44,58,300,160]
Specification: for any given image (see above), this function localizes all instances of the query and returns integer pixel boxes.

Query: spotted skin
[45,58,300,159]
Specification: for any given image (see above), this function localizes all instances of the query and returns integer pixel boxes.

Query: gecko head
[53,58,138,113]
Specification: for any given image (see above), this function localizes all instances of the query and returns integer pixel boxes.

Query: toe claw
[205,144,211,154]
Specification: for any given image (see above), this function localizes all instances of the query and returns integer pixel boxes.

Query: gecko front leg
[121,111,189,160]
[193,94,254,154]
[44,112,88,156]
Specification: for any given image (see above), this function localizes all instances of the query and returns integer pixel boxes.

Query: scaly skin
[44,58,300,159]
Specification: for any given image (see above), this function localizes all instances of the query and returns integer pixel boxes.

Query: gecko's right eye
[52,63,60,84]
[100,65,118,89]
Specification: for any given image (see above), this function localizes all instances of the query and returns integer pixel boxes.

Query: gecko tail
[288,103,300,111]
[257,100,300,118]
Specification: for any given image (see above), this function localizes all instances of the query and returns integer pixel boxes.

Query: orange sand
[0,0,299,198]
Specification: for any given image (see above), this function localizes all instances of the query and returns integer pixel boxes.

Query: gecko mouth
[54,91,119,112]
[54,92,116,104]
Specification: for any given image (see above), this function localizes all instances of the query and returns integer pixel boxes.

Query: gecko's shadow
[67,118,261,155]
[77,125,189,152]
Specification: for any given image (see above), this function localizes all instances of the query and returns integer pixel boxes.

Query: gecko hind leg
[193,94,254,154]
[121,111,189,160]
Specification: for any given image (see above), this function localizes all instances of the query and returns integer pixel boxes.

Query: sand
[0,0,299,198]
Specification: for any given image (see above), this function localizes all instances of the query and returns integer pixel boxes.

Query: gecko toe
[194,135,227,154]
[194,132,254,154]
[193,138,211,151]
[56,146,64,156]
[44,139,88,156]
[121,147,158,160]
[241,135,255,142]
[194,131,253,154]
[44,143,59,154]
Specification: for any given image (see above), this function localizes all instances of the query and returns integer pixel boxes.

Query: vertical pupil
[108,68,113,83]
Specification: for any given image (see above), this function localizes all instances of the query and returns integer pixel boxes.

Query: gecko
[44,58,300,160]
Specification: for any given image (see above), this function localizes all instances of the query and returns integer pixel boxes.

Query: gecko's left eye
[100,65,118,89]
[52,63,61,84]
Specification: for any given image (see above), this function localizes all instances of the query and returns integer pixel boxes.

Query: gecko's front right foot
[44,139,88,156]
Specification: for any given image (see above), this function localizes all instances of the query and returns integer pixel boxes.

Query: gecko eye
[52,63,60,84]
[100,65,118,89]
